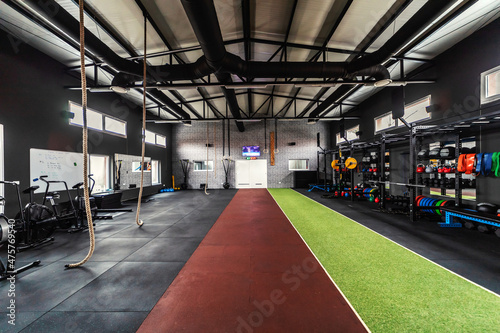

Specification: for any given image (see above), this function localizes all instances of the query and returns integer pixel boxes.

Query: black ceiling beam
[134,0,218,120]
[68,0,198,120]
[299,0,413,118]
[309,0,354,62]
[324,0,479,120]
[249,37,363,56]
[3,0,94,60]
[253,0,299,118]
[289,0,353,118]
[126,38,245,61]
[355,0,413,57]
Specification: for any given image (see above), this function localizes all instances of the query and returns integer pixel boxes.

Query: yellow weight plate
[345,157,358,169]
[331,160,340,170]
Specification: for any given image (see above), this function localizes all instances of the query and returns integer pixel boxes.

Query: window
[89,155,110,193]
[481,65,500,104]
[289,159,309,170]
[193,160,214,171]
[375,112,396,133]
[69,101,127,137]
[156,134,166,147]
[105,116,127,136]
[144,129,167,148]
[400,96,431,125]
[336,125,359,145]
[151,160,161,184]
[145,130,156,144]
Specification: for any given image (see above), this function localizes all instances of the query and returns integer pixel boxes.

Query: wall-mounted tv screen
[242,146,260,157]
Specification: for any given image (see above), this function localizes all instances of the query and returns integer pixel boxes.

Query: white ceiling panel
[252,0,295,42]
[328,0,398,51]
[287,0,336,46]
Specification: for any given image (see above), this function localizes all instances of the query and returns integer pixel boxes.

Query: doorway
[235,160,267,188]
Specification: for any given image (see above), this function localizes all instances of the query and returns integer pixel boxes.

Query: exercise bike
[0,180,48,280]
[36,175,79,232]
[72,174,98,227]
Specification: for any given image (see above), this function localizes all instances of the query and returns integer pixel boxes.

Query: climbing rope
[135,13,147,227]
[205,122,210,195]
[213,122,216,179]
[66,0,95,268]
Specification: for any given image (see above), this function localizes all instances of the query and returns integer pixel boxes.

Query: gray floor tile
[0,312,46,333]
[124,237,203,262]
[21,311,148,333]
[63,238,152,262]
[52,262,184,311]
[0,261,116,312]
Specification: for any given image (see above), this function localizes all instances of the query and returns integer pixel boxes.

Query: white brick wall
[172,120,330,189]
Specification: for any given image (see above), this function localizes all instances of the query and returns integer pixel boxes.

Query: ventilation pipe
[308,0,455,120]
[180,0,245,132]
[23,0,454,127]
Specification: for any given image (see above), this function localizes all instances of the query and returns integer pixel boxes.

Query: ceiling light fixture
[235,119,262,122]
[373,79,393,87]
[307,119,319,125]
[110,86,129,94]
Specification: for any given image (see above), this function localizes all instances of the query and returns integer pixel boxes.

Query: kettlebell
[416,164,425,173]
[425,165,435,173]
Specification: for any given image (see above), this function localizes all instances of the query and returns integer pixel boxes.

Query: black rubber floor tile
[124,237,203,262]
[63,238,151,262]
[93,223,134,239]
[52,262,184,312]
[13,233,92,263]
[0,312,46,333]
[110,224,173,238]
[0,261,116,312]
[21,311,148,333]
[157,222,213,238]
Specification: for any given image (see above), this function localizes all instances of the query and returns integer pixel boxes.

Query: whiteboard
[30,148,86,193]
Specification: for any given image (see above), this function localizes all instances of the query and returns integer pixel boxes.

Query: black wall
[330,18,500,204]
[0,29,172,215]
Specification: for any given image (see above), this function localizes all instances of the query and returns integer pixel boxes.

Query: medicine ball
[476,202,498,215]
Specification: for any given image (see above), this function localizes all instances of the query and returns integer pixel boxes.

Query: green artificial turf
[269,188,500,333]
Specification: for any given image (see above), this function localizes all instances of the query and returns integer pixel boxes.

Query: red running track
[138,189,368,333]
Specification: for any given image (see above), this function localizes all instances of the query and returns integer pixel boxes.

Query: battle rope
[135,13,147,227]
[66,0,95,268]
[205,123,210,195]
[213,122,217,179]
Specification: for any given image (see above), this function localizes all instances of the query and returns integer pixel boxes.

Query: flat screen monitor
[242,146,260,157]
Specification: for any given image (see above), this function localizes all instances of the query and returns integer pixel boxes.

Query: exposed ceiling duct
[18,0,465,128]
[308,0,456,120]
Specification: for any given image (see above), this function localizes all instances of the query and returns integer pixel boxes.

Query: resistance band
[66,0,95,268]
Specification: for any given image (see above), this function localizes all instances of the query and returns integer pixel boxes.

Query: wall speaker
[391,86,405,119]
[425,104,440,113]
